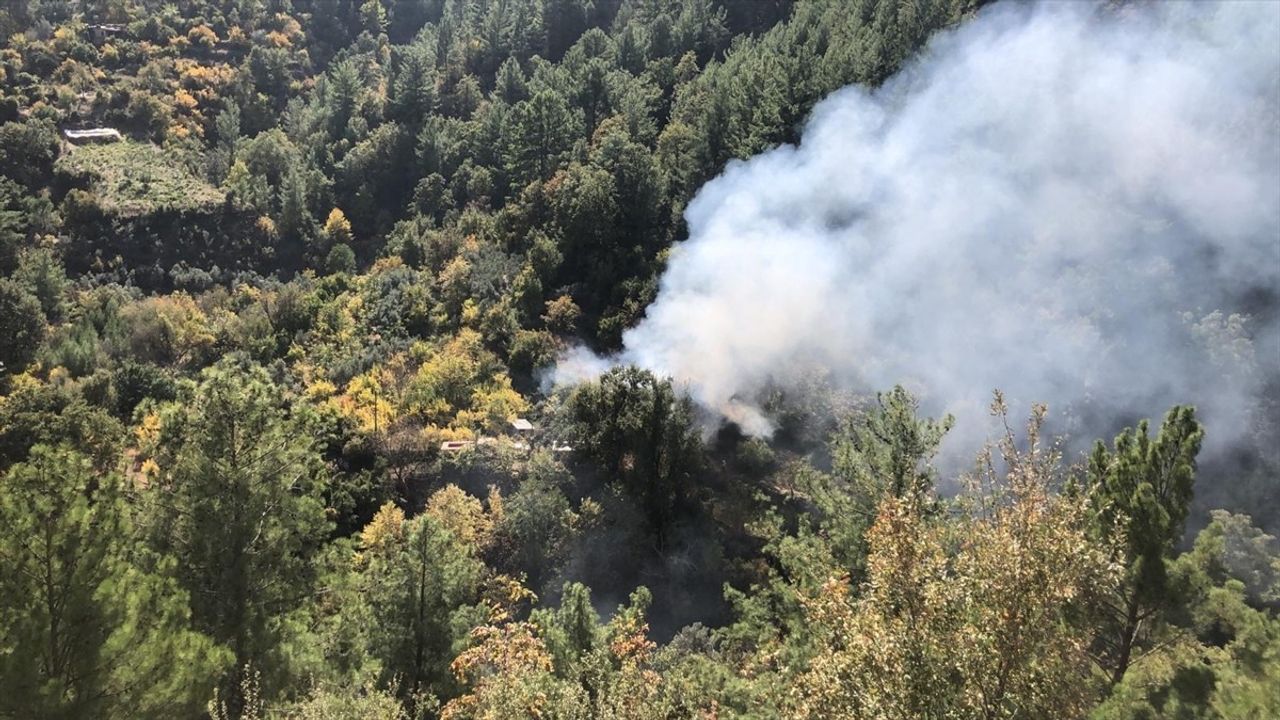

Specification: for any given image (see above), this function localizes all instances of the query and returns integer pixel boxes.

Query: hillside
[0,1,1277,719]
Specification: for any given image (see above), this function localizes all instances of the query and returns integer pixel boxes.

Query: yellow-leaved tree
[406,329,527,437]
[425,484,496,553]
[788,398,1119,720]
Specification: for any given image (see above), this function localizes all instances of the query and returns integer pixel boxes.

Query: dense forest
[0,0,1277,718]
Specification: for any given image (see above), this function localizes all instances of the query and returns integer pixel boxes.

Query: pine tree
[327,57,365,142]
[357,509,484,707]
[0,446,228,719]
[142,361,332,710]
[390,43,437,125]
[501,90,582,190]
[831,385,954,502]
[1086,405,1204,685]
[0,277,44,377]
[566,367,701,543]
[810,385,954,571]
[494,56,529,104]
[543,0,589,61]
[277,167,315,250]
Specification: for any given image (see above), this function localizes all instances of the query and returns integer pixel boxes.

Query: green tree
[615,24,647,74]
[809,385,954,571]
[1086,405,1205,685]
[144,361,332,711]
[237,129,301,190]
[590,122,665,241]
[225,159,272,212]
[326,57,365,143]
[209,105,242,183]
[246,46,293,104]
[672,0,729,61]
[326,243,357,275]
[0,446,228,719]
[494,56,529,104]
[356,504,485,708]
[534,581,601,678]
[14,247,67,323]
[566,366,701,541]
[553,163,617,300]
[502,90,581,190]
[125,92,172,143]
[831,385,953,503]
[335,123,415,232]
[508,0,546,62]
[0,277,45,377]
[474,0,514,78]
[492,457,578,591]
[578,59,613,134]
[0,119,59,188]
[1181,510,1280,605]
[390,43,437,125]
[0,206,21,276]
[361,0,389,37]
[111,359,177,420]
[655,119,700,214]
[0,382,124,471]
[1097,511,1280,720]
[543,0,589,60]
[277,167,316,250]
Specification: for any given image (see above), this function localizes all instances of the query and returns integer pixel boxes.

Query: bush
[326,243,357,275]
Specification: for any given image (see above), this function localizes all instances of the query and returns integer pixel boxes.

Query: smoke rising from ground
[558,1,1280,456]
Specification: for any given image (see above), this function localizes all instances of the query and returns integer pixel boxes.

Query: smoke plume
[558,1,1280,456]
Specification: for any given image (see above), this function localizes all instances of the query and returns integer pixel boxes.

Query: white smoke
[557,1,1280,454]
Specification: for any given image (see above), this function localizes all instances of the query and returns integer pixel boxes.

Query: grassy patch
[56,141,224,216]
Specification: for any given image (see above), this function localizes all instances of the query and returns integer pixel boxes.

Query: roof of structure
[64,128,122,140]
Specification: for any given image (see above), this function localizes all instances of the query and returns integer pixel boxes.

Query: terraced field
[55,141,223,216]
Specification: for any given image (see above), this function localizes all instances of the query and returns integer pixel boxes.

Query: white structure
[64,128,122,144]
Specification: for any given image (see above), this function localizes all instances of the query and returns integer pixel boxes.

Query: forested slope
[0,1,1276,719]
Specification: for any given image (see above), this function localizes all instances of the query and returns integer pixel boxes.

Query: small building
[510,418,534,432]
[64,128,122,144]
[439,440,475,453]
[86,24,126,44]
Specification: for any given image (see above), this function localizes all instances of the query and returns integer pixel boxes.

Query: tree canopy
[0,2,1274,719]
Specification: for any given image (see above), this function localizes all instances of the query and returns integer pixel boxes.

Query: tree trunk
[1111,591,1142,686]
